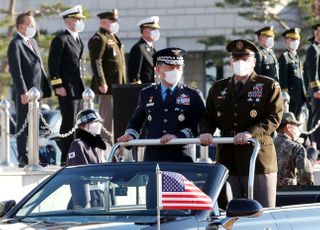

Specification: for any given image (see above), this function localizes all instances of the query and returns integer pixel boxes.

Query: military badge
[178,114,185,122]
[236,41,244,49]
[176,94,190,105]
[147,114,152,121]
[147,47,150,52]
[250,109,257,118]
[147,96,154,107]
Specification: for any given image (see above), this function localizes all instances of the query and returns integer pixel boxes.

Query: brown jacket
[88,28,126,95]
[200,72,283,175]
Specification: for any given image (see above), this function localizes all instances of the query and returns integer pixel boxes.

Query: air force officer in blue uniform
[118,48,205,162]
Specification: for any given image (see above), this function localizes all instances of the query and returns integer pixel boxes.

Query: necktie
[235,81,243,97]
[164,88,172,104]
[27,39,34,51]
[76,37,80,44]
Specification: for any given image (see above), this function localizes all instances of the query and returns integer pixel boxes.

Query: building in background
[0,0,288,96]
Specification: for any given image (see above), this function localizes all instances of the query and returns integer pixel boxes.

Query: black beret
[254,26,274,36]
[153,48,186,66]
[97,9,118,20]
[312,23,320,30]
[281,28,300,39]
[226,39,258,56]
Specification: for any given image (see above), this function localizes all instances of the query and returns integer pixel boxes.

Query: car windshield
[15,163,219,218]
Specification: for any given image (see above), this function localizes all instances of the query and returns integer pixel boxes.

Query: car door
[232,211,279,230]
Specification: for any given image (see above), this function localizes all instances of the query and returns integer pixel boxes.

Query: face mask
[109,22,119,34]
[265,37,274,48]
[164,69,183,85]
[150,29,160,41]
[289,40,300,50]
[232,60,253,77]
[74,20,85,33]
[26,26,36,38]
[87,122,102,136]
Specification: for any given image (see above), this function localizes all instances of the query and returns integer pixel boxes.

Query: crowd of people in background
[7,5,320,208]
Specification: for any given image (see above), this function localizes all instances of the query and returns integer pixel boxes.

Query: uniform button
[164,119,167,123]
[164,108,168,112]
[163,130,167,134]
[234,113,237,117]
[234,122,237,126]
[234,104,238,107]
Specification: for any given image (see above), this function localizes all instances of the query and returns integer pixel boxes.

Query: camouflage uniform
[274,133,315,186]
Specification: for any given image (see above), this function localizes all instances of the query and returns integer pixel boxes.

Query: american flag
[159,171,213,210]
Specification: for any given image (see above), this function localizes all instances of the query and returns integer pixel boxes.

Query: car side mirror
[218,199,263,230]
[0,200,16,218]
[226,198,262,217]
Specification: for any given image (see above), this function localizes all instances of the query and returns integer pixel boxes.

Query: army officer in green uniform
[88,9,126,141]
[199,39,283,208]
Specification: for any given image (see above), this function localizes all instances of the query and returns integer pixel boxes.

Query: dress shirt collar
[17,32,29,42]
[66,28,79,41]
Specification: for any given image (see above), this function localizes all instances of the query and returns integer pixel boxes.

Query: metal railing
[108,137,260,200]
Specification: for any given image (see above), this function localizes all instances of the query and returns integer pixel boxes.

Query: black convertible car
[0,138,319,229]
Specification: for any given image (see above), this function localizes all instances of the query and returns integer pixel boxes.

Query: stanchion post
[82,87,95,110]
[24,87,42,171]
[0,99,12,166]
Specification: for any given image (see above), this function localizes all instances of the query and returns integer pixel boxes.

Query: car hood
[0,222,149,229]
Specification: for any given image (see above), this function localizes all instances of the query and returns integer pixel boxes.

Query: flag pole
[156,164,161,230]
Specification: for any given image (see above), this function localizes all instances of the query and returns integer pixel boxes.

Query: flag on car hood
[158,171,213,210]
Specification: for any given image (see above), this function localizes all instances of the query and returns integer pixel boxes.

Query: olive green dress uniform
[88,10,126,139]
[305,23,320,149]
[200,72,283,175]
[88,28,126,95]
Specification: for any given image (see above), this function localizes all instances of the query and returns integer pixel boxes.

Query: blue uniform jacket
[126,83,205,162]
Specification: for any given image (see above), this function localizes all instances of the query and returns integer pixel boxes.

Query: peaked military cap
[97,9,118,21]
[76,109,103,126]
[60,5,86,19]
[255,26,274,37]
[282,28,300,39]
[137,16,160,29]
[281,112,302,126]
[312,23,320,30]
[153,47,186,66]
[226,39,258,56]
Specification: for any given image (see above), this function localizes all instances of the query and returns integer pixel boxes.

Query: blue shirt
[160,83,176,101]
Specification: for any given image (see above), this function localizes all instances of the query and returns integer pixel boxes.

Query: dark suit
[128,38,156,83]
[48,30,85,164]
[88,28,126,139]
[278,50,307,118]
[7,33,51,164]
[255,45,279,81]
[200,72,283,207]
[305,42,320,148]
[126,83,205,162]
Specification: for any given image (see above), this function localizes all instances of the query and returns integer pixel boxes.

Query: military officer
[254,26,279,81]
[128,16,160,84]
[278,28,307,118]
[305,23,320,149]
[274,112,318,186]
[199,39,283,208]
[88,9,126,142]
[118,48,205,162]
[48,5,86,166]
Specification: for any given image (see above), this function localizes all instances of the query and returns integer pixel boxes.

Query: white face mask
[265,37,274,48]
[87,122,102,136]
[109,22,119,34]
[74,20,85,33]
[26,26,36,38]
[288,40,300,50]
[232,60,253,77]
[164,69,183,85]
[150,29,160,41]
